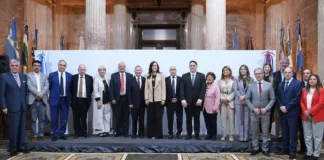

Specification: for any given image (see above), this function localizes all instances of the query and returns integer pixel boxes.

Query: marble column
[318,0,324,80]
[114,0,128,49]
[190,0,204,49]
[85,0,106,49]
[206,0,226,50]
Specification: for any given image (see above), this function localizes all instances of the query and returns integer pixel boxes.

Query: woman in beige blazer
[145,61,166,139]
[218,66,236,141]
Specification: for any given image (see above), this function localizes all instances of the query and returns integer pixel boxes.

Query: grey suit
[246,80,275,152]
[27,72,49,137]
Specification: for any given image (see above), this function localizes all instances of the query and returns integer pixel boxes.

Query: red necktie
[120,73,125,93]
[258,82,262,96]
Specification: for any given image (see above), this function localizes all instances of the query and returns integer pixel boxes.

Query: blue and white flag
[4,18,20,60]
[232,32,239,50]
[37,52,47,74]
[296,19,304,72]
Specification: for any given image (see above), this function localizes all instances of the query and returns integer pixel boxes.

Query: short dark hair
[189,60,197,66]
[32,60,42,66]
[206,72,216,80]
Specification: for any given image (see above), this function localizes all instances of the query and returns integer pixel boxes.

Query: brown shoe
[31,137,38,142]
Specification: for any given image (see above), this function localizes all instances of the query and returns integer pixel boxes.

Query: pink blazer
[204,83,221,114]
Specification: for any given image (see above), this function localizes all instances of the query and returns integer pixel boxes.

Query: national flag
[296,19,304,72]
[286,23,293,67]
[246,36,254,50]
[4,17,20,60]
[60,35,65,50]
[79,32,85,50]
[232,32,239,50]
[21,24,29,73]
[279,26,285,60]
[31,28,38,60]
[37,51,47,74]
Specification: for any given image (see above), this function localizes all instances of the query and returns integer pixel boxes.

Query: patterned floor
[6,152,321,160]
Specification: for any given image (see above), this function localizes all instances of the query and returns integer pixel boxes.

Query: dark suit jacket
[180,72,206,106]
[0,72,27,113]
[277,78,302,116]
[48,71,73,106]
[128,76,145,108]
[165,76,181,104]
[71,74,94,107]
[273,70,297,93]
[109,72,133,103]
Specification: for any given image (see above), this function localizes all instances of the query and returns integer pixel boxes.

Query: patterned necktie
[60,72,64,96]
[258,82,262,96]
[14,74,21,87]
[120,73,125,93]
[79,76,83,97]
[191,74,195,86]
[172,76,175,96]
[284,80,289,91]
[137,77,140,88]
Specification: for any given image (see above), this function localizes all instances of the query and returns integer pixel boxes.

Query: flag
[232,32,239,50]
[296,19,304,72]
[246,36,254,50]
[21,24,29,73]
[31,28,38,60]
[263,51,275,70]
[4,17,20,60]
[279,26,285,60]
[37,52,47,74]
[286,23,293,67]
[60,35,65,50]
[79,32,84,50]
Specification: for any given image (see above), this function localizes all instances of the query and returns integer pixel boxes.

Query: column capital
[191,0,204,5]
[114,0,127,5]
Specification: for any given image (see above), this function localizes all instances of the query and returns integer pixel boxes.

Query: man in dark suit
[128,65,145,139]
[166,65,183,139]
[180,60,206,140]
[71,64,93,138]
[48,60,73,141]
[110,62,133,137]
[277,67,303,159]
[0,59,29,156]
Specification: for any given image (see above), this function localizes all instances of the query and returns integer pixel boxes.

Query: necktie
[258,82,262,96]
[60,72,64,96]
[172,76,175,96]
[120,73,125,93]
[79,76,83,97]
[137,77,140,88]
[191,74,195,86]
[284,80,289,91]
[14,74,21,87]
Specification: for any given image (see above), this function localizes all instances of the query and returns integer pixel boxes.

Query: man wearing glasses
[48,60,73,141]
[27,60,49,142]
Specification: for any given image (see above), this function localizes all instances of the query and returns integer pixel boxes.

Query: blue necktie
[172,76,175,97]
[60,72,64,96]
[191,74,195,86]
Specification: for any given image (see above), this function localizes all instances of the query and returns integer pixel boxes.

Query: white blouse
[307,88,315,110]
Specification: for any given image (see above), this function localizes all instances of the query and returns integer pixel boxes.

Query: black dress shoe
[205,135,212,140]
[115,134,120,137]
[250,150,259,156]
[185,135,192,140]
[276,151,289,155]
[176,134,181,139]
[139,135,144,138]
[262,151,270,157]
[18,148,30,153]
[298,150,306,154]
[52,136,58,141]
[212,136,217,141]
[303,155,313,160]
[73,134,80,139]
[10,151,18,156]
[82,134,88,138]
[313,156,319,160]
[59,135,68,140]
[289,153,296,159]
[168,134,173,139]
[195,136,201,140]
[124,134,128,138]
[132,135,137,139]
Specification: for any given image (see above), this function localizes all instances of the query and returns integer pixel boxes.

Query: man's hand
[172,98,177,103]
[145,100,149,106]
[260,108,267,114]
[129,104,133,108]
[38,93,44,99]
[97,102,102,109]
[280,106,287,113]
[181,100,188,108]
[254,108,260,115]
[2,109,7,115]
[196,99,202,106]
[161,101,165,105]
[112,100,116,105]
[212,108,217,113]
[239,96,245,101]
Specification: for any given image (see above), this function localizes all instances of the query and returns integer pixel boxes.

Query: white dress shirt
[281,72,285,82]
[285,78,293,86]
[58,71,66,96]
[136,76,142,89]
[304,81,308,87]
[307,88,315,110]
[34,72,41,92]
[77,74,87,98]
[120,72,126,95]
[170,76,177,94]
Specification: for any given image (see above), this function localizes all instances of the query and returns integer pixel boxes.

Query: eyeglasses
[10,65,19,67]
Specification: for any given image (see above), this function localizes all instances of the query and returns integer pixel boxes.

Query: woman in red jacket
[300,74,324,160]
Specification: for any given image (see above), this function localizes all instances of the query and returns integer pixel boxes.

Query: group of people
[0,58,323,160]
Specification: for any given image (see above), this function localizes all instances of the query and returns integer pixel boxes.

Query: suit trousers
[8,111,26,152]
[30,100,46,137]
[50,97,69,137]
[302,119,324,157]
[96,103,111,133]
[166,102,183,135]
[185,101,201,136]
[147,102,164,138]
[259,105,275,134]
[251,114,270,152]
[274,105,282,137]
[114,96,129,136]
[280,115,298,153]
[220,104,235,137]
[72,98,89,135]
[131,104,145,136]
[203,110,217,137]
[298,118,307,151]
[235,104,250,140]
